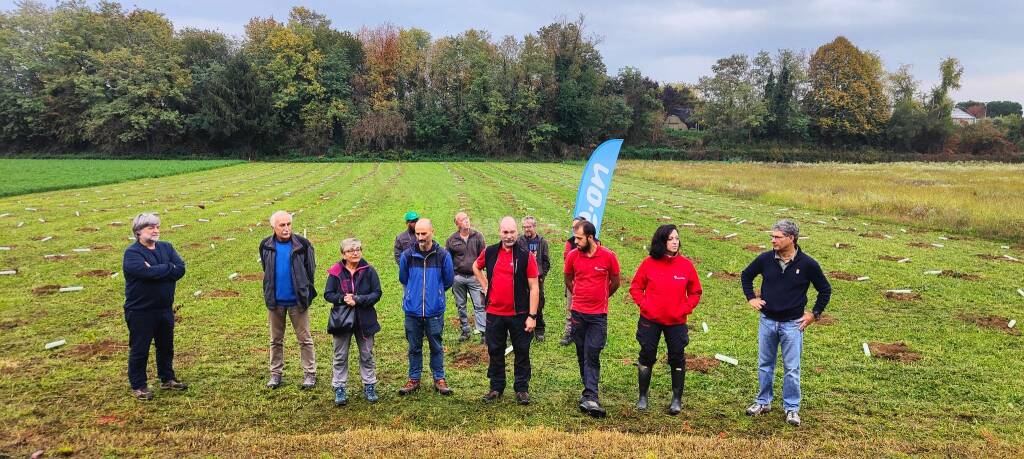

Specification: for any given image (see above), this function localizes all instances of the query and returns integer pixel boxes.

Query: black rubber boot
[636,364,652,410]
[668,367,685,416]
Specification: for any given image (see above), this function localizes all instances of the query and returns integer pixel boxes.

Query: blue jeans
[405,315,445,381]
[756,314,804,412]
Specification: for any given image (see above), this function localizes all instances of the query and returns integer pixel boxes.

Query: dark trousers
[535,277,547,333]
[485,313,532,392]
[125,308,176,390]
[570,310,607,401]
[636,316,690,369]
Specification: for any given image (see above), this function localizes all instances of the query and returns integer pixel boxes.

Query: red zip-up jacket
[629,255,702,325]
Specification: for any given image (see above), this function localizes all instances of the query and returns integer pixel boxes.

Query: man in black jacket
[473,217,539,405]
[122,213,187,400]
[517,216,550,341]
[260,210,317,390]
[740,219,832,427]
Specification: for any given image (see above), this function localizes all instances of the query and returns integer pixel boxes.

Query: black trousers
[485,313,533,392]
[570,310,607,401]
[125,308,177,390]
[535,277,547,333]
[636,316,690,369]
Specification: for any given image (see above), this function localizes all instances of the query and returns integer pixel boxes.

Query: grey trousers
[332,331,377,388]
[452,274,485,333]
[268,306,315,377]
[564,286,574,335]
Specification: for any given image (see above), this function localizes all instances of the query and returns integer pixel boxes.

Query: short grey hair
[522,216,537,226]
[131,213,160,240]
[340,238,362,253]
[772,219,800,240]
[269,210,291,226]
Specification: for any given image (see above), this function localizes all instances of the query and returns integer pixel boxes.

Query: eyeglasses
[344,247,363,253]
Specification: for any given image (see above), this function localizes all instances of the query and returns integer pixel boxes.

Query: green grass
[1,161,1022,457]
[0,159,243,197]
[618,160,1024,243]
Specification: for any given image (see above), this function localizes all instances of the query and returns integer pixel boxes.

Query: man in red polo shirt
[473,216,540,405]
[564,220,620,418]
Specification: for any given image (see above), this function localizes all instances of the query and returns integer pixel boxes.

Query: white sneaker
[786,410,801,426]
[745,403,771,416]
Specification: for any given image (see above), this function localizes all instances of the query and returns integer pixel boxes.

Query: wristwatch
[528,313,538,319]
[812,310,822,320]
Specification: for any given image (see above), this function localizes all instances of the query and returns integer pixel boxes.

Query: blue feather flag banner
[572,139,624,238]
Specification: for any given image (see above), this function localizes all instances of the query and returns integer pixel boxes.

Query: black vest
[483,243,532,315]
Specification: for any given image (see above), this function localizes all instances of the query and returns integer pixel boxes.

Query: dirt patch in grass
[975,254,1020,263]
[89,244,113,250]
[32,284,60,295]
[185,243,206,249]
[206,289,240,298]
[31,235,55,241]
[66,339,126,360]
[235,273,264,281]
[743,245,763,253]
[869,342,921,363]
[833,243,854,249]
[815,314,837,325]
[108,222,125,227]
[908,242,936,249]
[77,227,100,233]
[43,254,70,261]
[0,319,26,331]
[829,271,860,281]
[711,271,740,281]
[685,355,720,373]
[77,269,113,277]
[884,291,921,301]
[859,232,886,239]
[878,255,906,262]
[625,236,645,243]
[450,345,488,369]
[959,314,1019,335]
[938,271,981,281]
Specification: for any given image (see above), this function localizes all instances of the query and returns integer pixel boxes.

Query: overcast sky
[7,0,1023,103]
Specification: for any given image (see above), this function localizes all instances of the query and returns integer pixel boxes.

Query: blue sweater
[741,248,831,321]
[123,241,186,312]
[274,240,297,305]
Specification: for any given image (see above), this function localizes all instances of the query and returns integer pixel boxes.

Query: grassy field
[1,161,1023,457]
[619,161,1024,243]
[0,159,243,197]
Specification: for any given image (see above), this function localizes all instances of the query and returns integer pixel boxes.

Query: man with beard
[474,217,540,405]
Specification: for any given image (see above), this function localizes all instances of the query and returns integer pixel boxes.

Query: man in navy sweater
[741,219,831,427]
[122,213,188,400]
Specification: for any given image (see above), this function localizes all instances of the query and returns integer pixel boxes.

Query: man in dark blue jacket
[741,219,832,427]
[122,213,187,400]
[397,218,455,396]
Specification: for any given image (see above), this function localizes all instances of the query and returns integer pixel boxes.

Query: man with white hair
[122,212,187,400]
[473,216,540,405]
[260,210,318,390]
[741,219,832,427]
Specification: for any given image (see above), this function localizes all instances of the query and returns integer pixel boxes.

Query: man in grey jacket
[445,212,486,341]
[517,216,551,341]
[260,210,317,390]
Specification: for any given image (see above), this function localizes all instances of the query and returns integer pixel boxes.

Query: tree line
[1,2,1021,158]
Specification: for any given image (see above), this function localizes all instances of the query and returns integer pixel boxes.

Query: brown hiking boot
[132,388,154,401]
[398,379,420,395]
[160,379,188,391]
[433,378,453,395]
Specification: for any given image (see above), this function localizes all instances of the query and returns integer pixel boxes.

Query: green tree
[695,54,765,142]
[805,36,890,144]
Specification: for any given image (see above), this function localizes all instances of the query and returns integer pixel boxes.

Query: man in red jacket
[564,220,620,418]
[629,224,701,415]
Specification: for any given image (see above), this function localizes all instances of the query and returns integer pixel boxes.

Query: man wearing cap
[446,212,487,342]
[394,211,419,265]
[122,212,188,401]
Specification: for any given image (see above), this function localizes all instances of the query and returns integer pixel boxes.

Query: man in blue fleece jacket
[741,219,831,427]
[122,213,188,401]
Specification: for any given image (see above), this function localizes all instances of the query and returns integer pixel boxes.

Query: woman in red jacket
[629,224,702,415]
